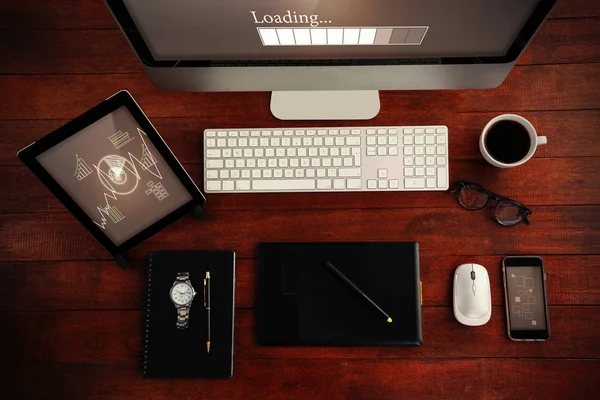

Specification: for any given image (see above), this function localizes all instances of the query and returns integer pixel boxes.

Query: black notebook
[257,242,422,346]
[143,250,235,378]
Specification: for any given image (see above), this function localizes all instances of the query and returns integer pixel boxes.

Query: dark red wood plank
[3,157,600,214]
[1,207,599,262]
[5,359,599,400]
[553,0,600,18]
[1,256,597,311]
[0,65,598,121]
[519,18,600,65]
[1,307,598,362]
[2,110,599,167]
[2,18,599,75]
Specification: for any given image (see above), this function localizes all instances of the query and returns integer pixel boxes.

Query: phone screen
[505,266,546,330]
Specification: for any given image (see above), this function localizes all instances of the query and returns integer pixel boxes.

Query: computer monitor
[105,0,557,120]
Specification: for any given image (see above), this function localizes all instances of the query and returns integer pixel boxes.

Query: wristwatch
[169,272,196,329]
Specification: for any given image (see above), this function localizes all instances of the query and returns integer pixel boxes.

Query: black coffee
[484,120,531,164]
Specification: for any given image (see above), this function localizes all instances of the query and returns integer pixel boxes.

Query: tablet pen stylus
[323,261,392,323]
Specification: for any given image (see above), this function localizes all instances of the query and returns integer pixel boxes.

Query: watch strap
[176,307,190,329]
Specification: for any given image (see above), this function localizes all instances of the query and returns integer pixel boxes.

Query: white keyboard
[203,126,449,193]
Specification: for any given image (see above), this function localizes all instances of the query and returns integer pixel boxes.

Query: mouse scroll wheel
[471,271,476,280]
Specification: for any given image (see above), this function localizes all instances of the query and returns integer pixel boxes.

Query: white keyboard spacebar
[252,180,316,191]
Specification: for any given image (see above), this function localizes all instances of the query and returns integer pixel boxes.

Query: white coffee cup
[479,114,547,168]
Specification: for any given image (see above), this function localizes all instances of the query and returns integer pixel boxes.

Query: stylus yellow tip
[387,317,392,323]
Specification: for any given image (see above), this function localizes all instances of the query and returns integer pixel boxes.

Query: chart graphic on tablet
[37,106,192,245]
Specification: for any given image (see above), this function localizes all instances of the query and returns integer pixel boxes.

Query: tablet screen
[36,106,193,245]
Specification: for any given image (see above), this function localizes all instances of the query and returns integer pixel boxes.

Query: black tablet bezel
[18,90,206,258]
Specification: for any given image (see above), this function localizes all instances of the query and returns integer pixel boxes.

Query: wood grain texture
[3,157,600,214]
[1,64,599,121]
[2,359,597,400]
[1,307,599,363]
[2,17,599,75]
[2,110,600,167]
[1,207,600,262]
[0,256,597,311]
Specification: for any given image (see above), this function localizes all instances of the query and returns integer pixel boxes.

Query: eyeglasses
[447,181,532,226]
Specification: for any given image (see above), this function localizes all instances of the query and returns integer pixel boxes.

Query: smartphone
[502,256,550,341]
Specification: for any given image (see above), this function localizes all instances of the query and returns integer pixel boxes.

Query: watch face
[170,283,194,305]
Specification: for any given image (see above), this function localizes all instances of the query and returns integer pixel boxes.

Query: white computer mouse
[453,263,492,326]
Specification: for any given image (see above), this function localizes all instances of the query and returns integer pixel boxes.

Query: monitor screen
[37,106,193,245]
[122,0,539,60]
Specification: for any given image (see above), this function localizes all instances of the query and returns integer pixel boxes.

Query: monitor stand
[270,90,380,121]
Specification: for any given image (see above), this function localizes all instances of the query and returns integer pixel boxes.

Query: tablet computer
[18,90,206,266]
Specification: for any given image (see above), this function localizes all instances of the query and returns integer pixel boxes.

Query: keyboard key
[268,159,277,168]
[341,147,351,156]
[415,128,425,134]
[252,170,261,178]
[415,167,425,176]
[389,147,398,156]
[343,157,353,167]
[426,128,434,134]
[206,131,216,137]
[426,146,435,155]
[377,129,387,135]
[309,148,318,157]
[310,158,320,167]
[262,131,272,136]
[347,179,361,189]
[367,180,377,189]
[436,127,446,134]
[253,180,316,191]
[367,137,376,145]
[390,179,399,189]
[427,177,436,188]
[273,130,283,136]
[306,169,315,178]
[301,158,310,167]
[325,137,334,146]
[240,131,250,136]
[415,156,425,166]
[415,146,424,155]
[206,160,224,168]
[236,159,245,168]
[437,156,447,165]
[335,137,345,146]
[322,158,331,167]
[276,148,285,157]
[389,136,398,145]
[247,159,256,168]
[436,146,446,155]
[217,131,227,137]
[260,138,269,147]
[366,129,376,135]
[317,129,327,135]
[316,169,326,177]
[290,159,299,167]
[255,149,264,157]
[298,148,308,157]
[378,180,388,189]
[222,181,234,191]
[295,130,305,136]
[313,137,323,146]
[377,136,387,145]
[426,167,436,176]
[303,137,312,146]
[377,147,387,156]
[239,138,248,147]
[426,157,435,166]
[273,169,283,178]
[295,169,305,178]
[249,138,258,147]
[219,170,229,179]
[437,168,448,188]
[378,169,388,178]
[327,168,337,177]
[338,168,361,177]
[284,130,294,136]
[403,128,414,134]
[206,181,221,191]
[206,139,216,148]
[329,129,339,135]
[217,138,227,147]
[206,170,219,179]
[234,149,243,158]
[206,149,221,158]
[228,138,237,147]
[341,136,358,146]
[330,148,339,156]
[351,129,360,135]
[403,136,413,145]
[405,178,425,188]
[242,170,251,178]
[404,147,414,155]
[266,149,275,158]
[306,130,316,136]
[292,138,302,146]
[251,131,261,136]
[258,159,267,167]
[436,135,446,144]
[340,129,350,136]
[236,180,251,191]
[333,158,343,167]
[425,135,435,145]
[404,157,414,166]
[334,179,345,189]
[223,149,232,158]
[389,129,398,135]
[404,167,414,176]
[271,138,280,146]
[317,179,332,189]
[415,136,425,145]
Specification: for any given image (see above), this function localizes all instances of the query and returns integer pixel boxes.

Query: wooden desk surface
[1,0,599,398]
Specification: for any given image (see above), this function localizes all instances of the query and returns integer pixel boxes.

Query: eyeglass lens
[494,201,524,226]
[458,185,489,210]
